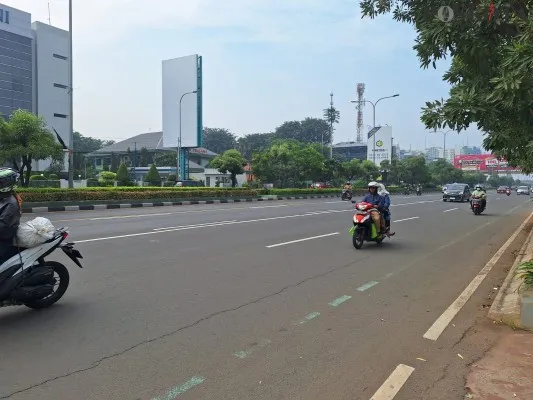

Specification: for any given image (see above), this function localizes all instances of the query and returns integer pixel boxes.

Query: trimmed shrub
[87,178,99,187]
[29,175,46,181]
[145,164,162,186]
[99,171,116,187]
[28,180,61,188]
[116,163,133,186]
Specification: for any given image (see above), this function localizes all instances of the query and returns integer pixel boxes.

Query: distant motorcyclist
[471,185,487,210]
[343,182,352,190]
[0,168,21,264]
[416,184,422,195]
[362,181,385,235]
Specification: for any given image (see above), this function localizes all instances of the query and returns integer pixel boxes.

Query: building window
[53,53,67,60]
[0,9,10,24]
[54,83,67,89]
[54,113,67,118]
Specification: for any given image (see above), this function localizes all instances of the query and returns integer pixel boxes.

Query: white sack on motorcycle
[15,217,56,248]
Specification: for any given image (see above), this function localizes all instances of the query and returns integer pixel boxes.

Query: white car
[516,186,530,195]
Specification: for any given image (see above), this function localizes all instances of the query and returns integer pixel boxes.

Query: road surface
[0,192,531,399]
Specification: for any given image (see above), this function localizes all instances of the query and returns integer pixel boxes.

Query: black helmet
[0,168,19,195]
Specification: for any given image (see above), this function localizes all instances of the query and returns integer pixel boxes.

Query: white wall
[31,22,69,171]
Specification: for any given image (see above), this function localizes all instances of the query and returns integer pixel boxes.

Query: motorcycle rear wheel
[24,261,70,310]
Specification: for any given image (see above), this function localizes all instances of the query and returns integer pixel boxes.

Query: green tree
[403,156,430,184]
[341,159,363,181]
[153,151,177,167]
[274,118,332,145]
[0,109,64,186]
[202,128,237,154]
[428,159,463,184]
[98,171,116,187]
[237,133,275,161]
[110,152,120,172]
[252,140,326,188]
[360,0,533,171]
[73,131,114,172]
[139,147,151,167]
[361,160,380,181]
[144,164,162,186]
[116,162,132,186]
[210,149,247,187]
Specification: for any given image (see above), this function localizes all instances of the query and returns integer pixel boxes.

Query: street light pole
[67,0,74,188]
[178,90,197,180]
[435,129,453,161]
[351,94,399,165]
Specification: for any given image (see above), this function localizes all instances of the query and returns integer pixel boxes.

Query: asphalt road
[1,192,531,400]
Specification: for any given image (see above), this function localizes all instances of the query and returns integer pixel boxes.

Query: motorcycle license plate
[450,197,455,200]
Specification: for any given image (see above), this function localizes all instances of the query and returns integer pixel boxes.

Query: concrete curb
[21,194,341,214]
[488,218,533,327]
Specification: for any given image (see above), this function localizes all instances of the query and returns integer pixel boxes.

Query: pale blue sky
[12,0,484,151]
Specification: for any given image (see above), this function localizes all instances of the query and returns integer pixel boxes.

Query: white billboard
[366,126,392,165]
[162,54,202,148]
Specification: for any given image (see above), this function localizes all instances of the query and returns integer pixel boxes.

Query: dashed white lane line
[443,208,458,212]
[266,232,340,248]
[423,209,533,341]
[369,364,415,400]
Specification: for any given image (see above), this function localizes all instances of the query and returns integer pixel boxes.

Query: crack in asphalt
[0,256,371,399]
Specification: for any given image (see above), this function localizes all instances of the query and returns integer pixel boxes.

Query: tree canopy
[273,118,332,145]
[360,0,533,171]
[0,109,64,186]
[202,128,237,155]
[210,149,248,187]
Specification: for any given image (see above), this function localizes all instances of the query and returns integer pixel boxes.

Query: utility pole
[67,0,74,188]
[133,141,137,183]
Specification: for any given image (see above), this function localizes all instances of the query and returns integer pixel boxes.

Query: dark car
[497,186,510,194]
[443,183,471,202]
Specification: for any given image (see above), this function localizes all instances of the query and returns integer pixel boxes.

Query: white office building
[0,3,69,171]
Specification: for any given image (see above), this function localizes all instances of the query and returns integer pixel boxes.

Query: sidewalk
[466,331,533,399]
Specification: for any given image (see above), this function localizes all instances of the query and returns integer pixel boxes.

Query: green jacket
[472,189,486,199]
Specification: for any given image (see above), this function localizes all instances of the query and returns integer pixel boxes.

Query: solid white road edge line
[423,209,533,341]
[266,232,340,248]
[369,364,415,400]
[443,208,458,212]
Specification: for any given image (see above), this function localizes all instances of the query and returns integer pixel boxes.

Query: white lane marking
[443,208,458,213]
[423,209,533,341]
[496,197,501,200]
[266,232,339,248]
[394,217,419,222]
[369,364,415,400]
[49,198,440,223]
[152,220,238,231]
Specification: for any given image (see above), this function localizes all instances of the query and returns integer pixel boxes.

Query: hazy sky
[11,0,485,151]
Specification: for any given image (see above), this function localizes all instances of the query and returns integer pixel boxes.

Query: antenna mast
[356,83,365,143]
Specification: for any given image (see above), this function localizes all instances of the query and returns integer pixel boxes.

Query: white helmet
[368,181,379,189]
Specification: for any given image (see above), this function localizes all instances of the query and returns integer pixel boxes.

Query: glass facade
[332,143,368,162]
[0,29,32,118]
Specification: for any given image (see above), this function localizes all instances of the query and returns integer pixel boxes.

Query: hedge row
[17,186,437,203]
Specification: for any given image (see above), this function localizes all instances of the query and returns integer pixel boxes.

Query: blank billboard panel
[162,54,202,148]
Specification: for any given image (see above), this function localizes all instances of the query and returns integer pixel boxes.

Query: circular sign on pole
[437,6,454,23]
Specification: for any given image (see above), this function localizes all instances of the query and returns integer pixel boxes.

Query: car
[516,186,530,195]
[443,183,471,202]
[497,186,510,194]
[311,182,334,189]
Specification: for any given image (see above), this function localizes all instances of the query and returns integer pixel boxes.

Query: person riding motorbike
[0,168,21,264]
[362,181,385,235]
[378,183,394,234]
[471,185,487,211]
[343,182,352,190]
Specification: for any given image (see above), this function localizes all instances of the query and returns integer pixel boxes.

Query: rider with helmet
[471,184,487,211]
[343,181,352,190]
[378,183,394,234]
[362,181,386,235]
[0,168,21,264]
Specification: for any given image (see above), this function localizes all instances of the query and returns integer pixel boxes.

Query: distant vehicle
[516,186,530,195]
[497,186,510,194]
[311,182,334,189]
[174,180,203,187]
[443,183,471,202]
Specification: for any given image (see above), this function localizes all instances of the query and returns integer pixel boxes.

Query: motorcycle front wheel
[24,261,70,310]
[353,227,365,249]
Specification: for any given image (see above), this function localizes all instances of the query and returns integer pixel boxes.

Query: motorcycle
[470,196,485,215]
[341,189,353,201]
[349,201,393,249]
[403,188,411,195]
[506,189,511,196]
[0,227,83,309]
[416,188,422,196]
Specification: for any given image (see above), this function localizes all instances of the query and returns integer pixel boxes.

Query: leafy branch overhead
[359,0,533,171]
